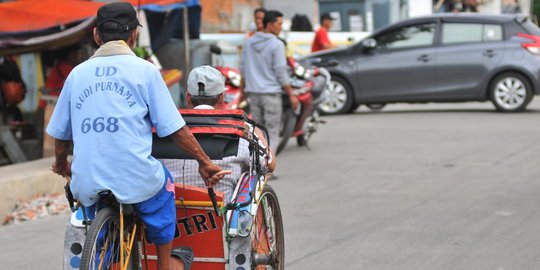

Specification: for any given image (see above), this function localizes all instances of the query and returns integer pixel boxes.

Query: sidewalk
[0,157,65,221]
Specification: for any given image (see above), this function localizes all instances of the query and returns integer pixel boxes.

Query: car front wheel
[318,76,354,115]
[489,72,533,112]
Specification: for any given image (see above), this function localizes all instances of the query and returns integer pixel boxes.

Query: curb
[0,157,65,220]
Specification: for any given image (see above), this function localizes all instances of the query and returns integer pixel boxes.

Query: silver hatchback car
[306,14,540,114]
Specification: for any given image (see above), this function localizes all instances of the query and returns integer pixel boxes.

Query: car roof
[422,13,525,23]
[371,13,528,36]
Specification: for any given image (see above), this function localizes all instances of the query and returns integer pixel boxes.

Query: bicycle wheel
[251,185,284,270]
[80,207,140,270]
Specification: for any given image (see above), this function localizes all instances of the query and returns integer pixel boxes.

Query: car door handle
[417,54,432,62]
[483,50,496,58]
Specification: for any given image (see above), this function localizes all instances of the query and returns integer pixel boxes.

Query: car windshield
[521,19,540,36]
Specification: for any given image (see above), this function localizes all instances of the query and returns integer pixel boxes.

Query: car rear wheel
[318,76,354,115]
[489,72,533,112]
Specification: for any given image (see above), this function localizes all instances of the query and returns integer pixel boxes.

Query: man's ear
[216,93,225,108]
[127,29,139,48]
[93,27,103,46]
[186,93,193,107]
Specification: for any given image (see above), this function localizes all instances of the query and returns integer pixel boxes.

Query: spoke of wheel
[505,78,514,89]
[497,84,510,93]
[253,197,273,269]
[495,88,508,97]
[514,95,524,105]
[98,226,113,270]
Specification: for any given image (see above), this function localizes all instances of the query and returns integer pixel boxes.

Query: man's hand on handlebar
[51,160,72,182]
[289,94,299,111]
[198,162,231,187]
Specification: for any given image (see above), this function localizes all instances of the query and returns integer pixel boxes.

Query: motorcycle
[276,56,329,154]
[209,44,245,110]
[209,44,329,154]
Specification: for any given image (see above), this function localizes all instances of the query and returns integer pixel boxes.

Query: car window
[375,23,436,50]
[442,23,502,44]
[484,24,503,41]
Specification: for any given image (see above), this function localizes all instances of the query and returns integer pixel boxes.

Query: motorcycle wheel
[296,109,320,147]
[276,108,295,155]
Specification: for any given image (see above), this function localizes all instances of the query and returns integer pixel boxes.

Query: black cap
[320,12,334,22]
[97,2,141,33]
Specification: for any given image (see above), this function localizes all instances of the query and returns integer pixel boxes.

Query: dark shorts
[133,165,176,245]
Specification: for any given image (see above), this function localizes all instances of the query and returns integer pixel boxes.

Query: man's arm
[273,43,299,110]
[169,126,229,185]
[239,77,246,103]
[51,139,72,181]
[282,84,299,111]
[254,127,276,172]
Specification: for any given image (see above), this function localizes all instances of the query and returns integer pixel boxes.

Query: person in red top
[311,13,336,53]
[39,45,82,109]
[44,44,82,96]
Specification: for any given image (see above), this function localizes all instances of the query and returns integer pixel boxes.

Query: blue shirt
[46,53,185,206]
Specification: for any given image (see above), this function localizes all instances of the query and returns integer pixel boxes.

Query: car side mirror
[361,38,377,50]
[210,44,222,55]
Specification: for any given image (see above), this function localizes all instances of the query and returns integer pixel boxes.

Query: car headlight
[227,70,242,88]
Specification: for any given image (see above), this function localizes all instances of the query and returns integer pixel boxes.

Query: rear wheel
[318,76,354,115]
[489,72,533,112]
[80,207,140,270]
[251,185,284,270]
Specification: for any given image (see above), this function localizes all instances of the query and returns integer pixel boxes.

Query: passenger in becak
[47,2,228,270]
[161,66,276,204]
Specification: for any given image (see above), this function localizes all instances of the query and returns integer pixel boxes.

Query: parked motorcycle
[209,44,245,110]
[209,44,329,154]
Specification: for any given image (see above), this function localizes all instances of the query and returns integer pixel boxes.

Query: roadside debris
[2,193,69,225]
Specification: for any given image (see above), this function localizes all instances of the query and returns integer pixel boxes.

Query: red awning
[0,1,104,33]
[0,0,186,34]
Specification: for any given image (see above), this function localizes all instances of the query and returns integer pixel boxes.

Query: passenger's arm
[169,126,230,185]
[51,139,72,181]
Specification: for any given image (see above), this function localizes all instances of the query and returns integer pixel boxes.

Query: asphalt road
[2,100,540,270]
